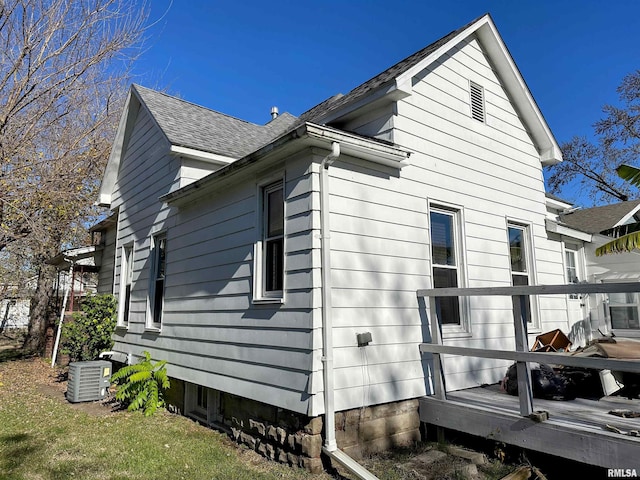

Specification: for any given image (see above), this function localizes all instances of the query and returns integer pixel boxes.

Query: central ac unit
[66,360,112,403]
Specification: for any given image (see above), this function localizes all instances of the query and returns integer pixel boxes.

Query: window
[430,207,462,326]
[196,385,208,410]
[564,244,580,299]
[469,81,485,123]
[149,234,166,328]
[185,383,222,425]
[186,384,209,422]
[117,245,133,327]
[508,224,533,324]
[258,181,284,299]
[609,293,640,330]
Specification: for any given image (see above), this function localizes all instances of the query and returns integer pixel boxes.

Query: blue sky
[132,1,640,205]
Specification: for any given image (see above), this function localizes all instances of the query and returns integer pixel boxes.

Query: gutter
[319,142,380,480]
[161,122,409,207]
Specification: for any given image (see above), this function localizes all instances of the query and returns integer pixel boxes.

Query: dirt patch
[358,442,516,480]
[1,346,121,417]
[36,381,119,417]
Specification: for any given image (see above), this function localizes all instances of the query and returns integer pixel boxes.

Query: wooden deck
[420,385,640,468]
[417,282,640,469]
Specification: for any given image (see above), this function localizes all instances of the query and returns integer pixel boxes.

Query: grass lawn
[0,353,333,480]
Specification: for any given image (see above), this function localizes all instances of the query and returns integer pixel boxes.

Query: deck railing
[417,282,640,417]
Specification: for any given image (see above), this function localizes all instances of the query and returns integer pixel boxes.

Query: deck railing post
[513,294,533,416]
[428,296,446,401]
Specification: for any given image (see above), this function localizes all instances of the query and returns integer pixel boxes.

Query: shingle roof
[298,14,485,124]
[559,200,640,234]
[133,85,298,158]
[133,13,485,159]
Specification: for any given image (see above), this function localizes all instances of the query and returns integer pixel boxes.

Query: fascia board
[98,86,176,207]
[394,17,491,88]
[475,20,562,165]
[162,123,410,206]
[395,14,562,166]
[615,204,640,227]
[97,92,134,207]
[545,196,573,210]
[169,145,236,165]
[545,218,592,242]
[47,245,99,266]
[318,81,411,125]
[304,123,410,168]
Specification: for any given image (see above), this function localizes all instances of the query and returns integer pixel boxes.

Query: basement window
[469,81,485,123]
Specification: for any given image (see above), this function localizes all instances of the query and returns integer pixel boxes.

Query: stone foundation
[166,377,422,473]
[222,392,324,473]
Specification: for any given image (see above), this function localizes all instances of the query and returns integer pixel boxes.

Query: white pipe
[319,142,380,480]
[51,260,74,367]
[320,142,340,451]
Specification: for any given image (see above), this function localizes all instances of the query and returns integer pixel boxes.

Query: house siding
[108,142,321,415]
[583,239,640,336]
[327,35,567,405]
[108,103,180,370]
[325,155,431,411]
[98,27,571,425]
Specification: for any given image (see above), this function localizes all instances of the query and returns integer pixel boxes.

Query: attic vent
[469,81,485,123]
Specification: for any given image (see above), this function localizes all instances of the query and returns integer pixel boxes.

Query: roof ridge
[563,198,640,215]
[299,13,489,123]
[133,84,272,128]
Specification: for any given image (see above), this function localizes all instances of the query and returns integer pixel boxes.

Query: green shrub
[111,351,170,416]
[61,294,117,362]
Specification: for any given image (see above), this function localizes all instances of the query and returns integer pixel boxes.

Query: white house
[551,200,640,340]
[96,13,578,470]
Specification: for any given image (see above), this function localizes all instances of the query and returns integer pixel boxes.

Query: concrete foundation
[335,399,422,459]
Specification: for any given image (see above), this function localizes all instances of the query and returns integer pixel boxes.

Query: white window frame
[147,233,166,330]
[116,243,134,328]
[608,290,640,335]
[185,383,223,425]
[428,203,470,336]
[253,176,285,304]
[563,242,583,300]
[507,221,540,330]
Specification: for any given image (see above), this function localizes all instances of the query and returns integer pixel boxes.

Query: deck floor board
[420,385,640,467]
[447,384,640,432]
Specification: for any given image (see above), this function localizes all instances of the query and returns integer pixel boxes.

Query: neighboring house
[554,200,640,339]
[0,281,34,331]
[96,13,575,469]
[90,215,117,296]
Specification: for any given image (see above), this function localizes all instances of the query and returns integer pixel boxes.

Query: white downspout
[51,260,74,367]
[319,142,379,480]
[320,142,340,452]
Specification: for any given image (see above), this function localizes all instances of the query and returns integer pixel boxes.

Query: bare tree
[546,70,640,205]
[0,0,149,353]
